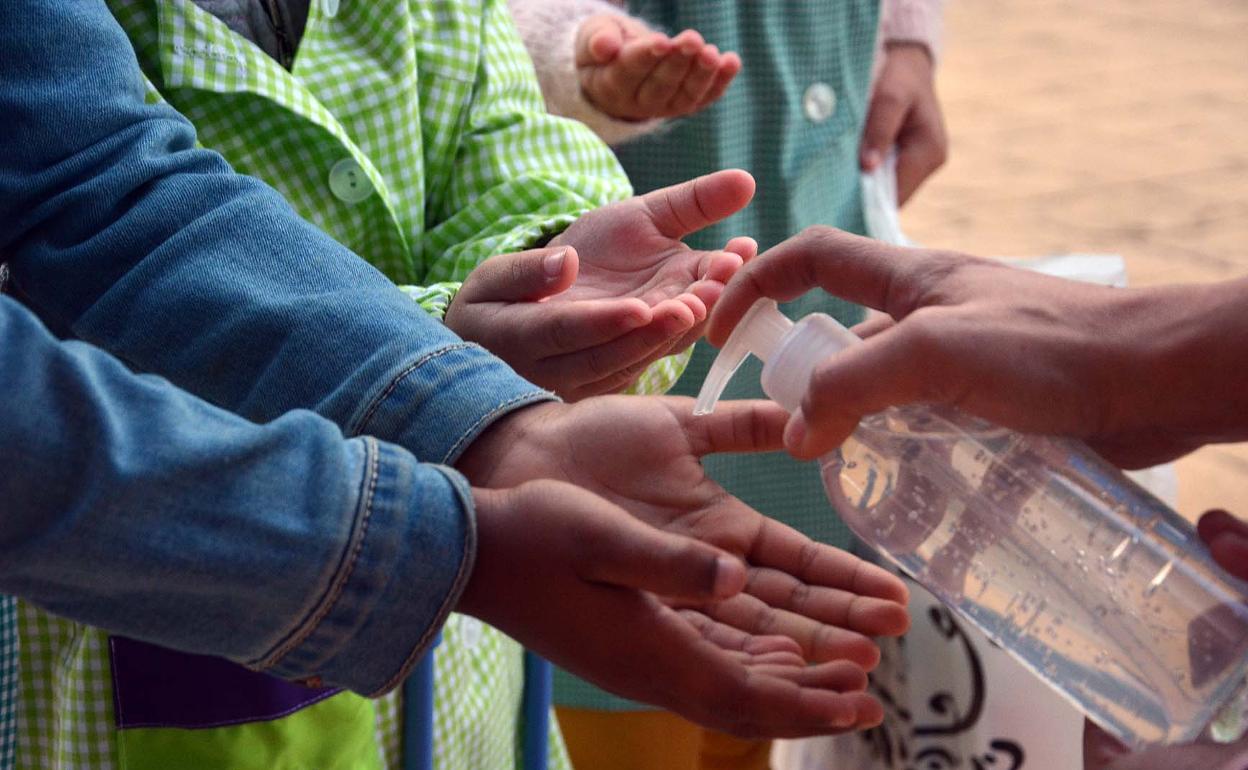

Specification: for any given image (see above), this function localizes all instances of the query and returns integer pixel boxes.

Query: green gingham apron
[554,0,883,711]
[12,0,684,767]
[1,595,16,769]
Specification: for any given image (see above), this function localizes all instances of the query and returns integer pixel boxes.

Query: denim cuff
[351,341,556,465]
[257,438,477,696]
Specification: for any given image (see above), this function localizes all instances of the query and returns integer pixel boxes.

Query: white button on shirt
[802,82,837,123]
[328,158,372,203]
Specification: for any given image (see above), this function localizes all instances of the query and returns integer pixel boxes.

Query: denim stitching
[439,391,553,464]
[350,343,478,437]
[255,437,381,670]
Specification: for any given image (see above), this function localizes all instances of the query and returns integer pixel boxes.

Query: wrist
[455,401,564,487]
[1129,279,1248,443]
[883,41,935,77]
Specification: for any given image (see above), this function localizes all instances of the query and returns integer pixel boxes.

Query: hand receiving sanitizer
[695,298,1248,747]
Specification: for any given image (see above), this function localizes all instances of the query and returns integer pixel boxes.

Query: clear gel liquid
[821,405,1248,746]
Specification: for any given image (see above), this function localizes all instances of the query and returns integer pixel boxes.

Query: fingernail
[831,707,857,729]
[862,149,882,170]
[713,555,745,597]
[622,311,648,330]
[784,410,807,453]
[543,249,567,278]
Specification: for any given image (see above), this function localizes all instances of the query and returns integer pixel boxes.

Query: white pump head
[693,300,794,415]
[695,299,863,415]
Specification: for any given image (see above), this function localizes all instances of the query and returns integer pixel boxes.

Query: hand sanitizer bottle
[696,299,1248,747]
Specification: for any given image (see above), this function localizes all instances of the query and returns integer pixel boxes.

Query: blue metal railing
[403,634,551,770]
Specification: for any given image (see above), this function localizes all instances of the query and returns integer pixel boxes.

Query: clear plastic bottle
[695,299,1248,746]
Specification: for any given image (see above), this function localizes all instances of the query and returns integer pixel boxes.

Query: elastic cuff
[352,342,556,465]
[258,439,477,695]
[881,0,945,64]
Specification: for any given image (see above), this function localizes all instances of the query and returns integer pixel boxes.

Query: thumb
[576,14,625,67]
[455,247,577,304]
[640,169,756,240]
[860,89,909,171]
[1198,510,1248,581]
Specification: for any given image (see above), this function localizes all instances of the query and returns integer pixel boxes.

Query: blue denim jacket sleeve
[0,295,470,696]
[0,0,554,694]
[0,0,552,467]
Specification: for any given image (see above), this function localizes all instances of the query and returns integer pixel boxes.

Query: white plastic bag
[772,156,1177,770]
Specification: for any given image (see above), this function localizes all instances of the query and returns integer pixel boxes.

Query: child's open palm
[446,170,757,400]
[457,395,912,667]
[575,14,740,122]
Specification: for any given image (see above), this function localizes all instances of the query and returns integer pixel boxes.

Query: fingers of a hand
[701,590,881,669]
[861,84,911,170]
[571,504,747,601]
[641,168,755,240]
[677,610,804,658]
[666,292,709,324]
[744,568,910,637]
[635,30,701,113]
[752,660,869,694]
[678,398,789,456]
[850,311,896,339]
[723,236,758,262]
[576,15,626,66]
[698,52,740,110]
[1082,720,1130,770]
[581,33,667,114]
[894,101,948,206]
[708,227,920,346]
[1197,509,1246,543]
[697,248,745,284]
[540,307,694,389]
[612,33,668,84]
[747,519,910,605]
[663,42,721,115]
[456,247,577,304]
[716,674,880,736]
[790,325,949,458]
[686,279,725,314]
[1199,510,1248,580]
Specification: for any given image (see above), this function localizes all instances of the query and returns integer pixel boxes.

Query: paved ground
[901,0,1248,519]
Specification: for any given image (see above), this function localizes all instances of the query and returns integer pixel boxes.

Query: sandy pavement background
[902,0,1248,520]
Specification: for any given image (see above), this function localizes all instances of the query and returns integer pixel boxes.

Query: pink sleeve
[880,0,945,63]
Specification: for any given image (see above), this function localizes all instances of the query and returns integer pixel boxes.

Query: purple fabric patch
[109,636,340,729]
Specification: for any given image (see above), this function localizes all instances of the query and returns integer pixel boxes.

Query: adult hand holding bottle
[708,226,1248,468]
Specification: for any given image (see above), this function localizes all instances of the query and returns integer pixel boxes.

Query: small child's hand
[575,13,740,122]
[448,171,759,400]
[445,246,715,400]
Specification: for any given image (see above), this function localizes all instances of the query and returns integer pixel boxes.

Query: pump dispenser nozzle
[694,299,861,415]
[694,300,792,414]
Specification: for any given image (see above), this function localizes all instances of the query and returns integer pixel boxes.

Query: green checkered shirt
[12,0,688,767]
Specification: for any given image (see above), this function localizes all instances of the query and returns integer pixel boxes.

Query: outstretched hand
[518,168,757,398]
[458,395,911,670]
[458,479,884,737]
[576,13,740,122]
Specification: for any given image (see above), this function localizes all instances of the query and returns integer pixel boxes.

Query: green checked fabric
[11,0,689,767]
